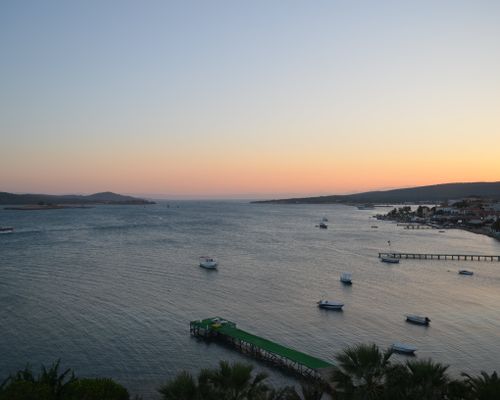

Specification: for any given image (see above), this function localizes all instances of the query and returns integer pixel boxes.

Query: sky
[1,1,499,199]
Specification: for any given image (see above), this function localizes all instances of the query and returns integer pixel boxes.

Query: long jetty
[190,317,334,380]
[378,252,500,261]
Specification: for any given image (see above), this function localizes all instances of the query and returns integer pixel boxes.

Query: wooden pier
[190,317,334,381]
[378,252,500,261]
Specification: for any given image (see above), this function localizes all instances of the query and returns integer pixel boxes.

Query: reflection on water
[1,202,499,398]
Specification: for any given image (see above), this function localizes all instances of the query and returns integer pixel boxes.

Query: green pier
[190,317,335,380]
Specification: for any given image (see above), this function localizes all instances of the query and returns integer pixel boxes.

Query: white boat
[0,226,14,233]
[458,270,473,276]
[317,300,344,310]
[199,256,217,269]
[340,272,352,285]
[391,342,417,355]
[381,256,400,264]
[406,315,430,326]
[319,222,328,229]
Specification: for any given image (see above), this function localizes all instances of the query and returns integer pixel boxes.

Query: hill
[252,181,500,204]
[0,191,155,205]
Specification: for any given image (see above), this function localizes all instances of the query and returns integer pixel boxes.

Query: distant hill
[252,182,500,204]
[0,191,155,205]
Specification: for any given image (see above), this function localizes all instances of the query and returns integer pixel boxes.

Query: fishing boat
[340,272,352,285]
[199,256,217,269]
[317,300,344,310]
[458,270,473,276]
[319,222,328,229]
[391,342,417,355]
[0,226,14,233]
[406,315,430,326]
[381,255,400,264]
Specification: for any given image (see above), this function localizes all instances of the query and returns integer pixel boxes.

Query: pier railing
[378,252,500,261]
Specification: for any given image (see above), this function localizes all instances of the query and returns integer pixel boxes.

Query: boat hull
[406,316,430,326]
[381,257,400,264]
[391,344,417,355]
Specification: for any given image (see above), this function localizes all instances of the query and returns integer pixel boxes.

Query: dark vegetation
[252,182,500,204]
[3,344,499,400]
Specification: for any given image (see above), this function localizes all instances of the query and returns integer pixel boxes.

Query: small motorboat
[317,300,344,310]
[0,226,14,233]
[381,256,400,264]
[340,272,352,285]
[458,270,473,276]
[319,222,328,229]
[391,342,417,355]
[199,256,217,269]
[406,315,430,326]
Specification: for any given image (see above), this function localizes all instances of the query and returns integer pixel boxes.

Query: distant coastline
[1,191,155,209]
[252,181,500,205]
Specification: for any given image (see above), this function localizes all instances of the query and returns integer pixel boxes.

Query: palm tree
[159,361,270,400]
[462,370,500,400]
[205,361,269,400]
[331,343,393,399]
[284,382,325,400]
[158,371,199,400]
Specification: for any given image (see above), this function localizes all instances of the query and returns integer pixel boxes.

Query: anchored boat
[199,256,217,269]
[340,272,352,285]
[406,315,430,326]
[317,300,344,310]
[391,342,417,355]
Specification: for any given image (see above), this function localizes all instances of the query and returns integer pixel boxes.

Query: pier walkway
[378,252,500,261]
[190,317,334,380]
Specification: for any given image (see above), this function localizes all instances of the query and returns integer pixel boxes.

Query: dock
[378,252,500,261]
[190,317,335,380]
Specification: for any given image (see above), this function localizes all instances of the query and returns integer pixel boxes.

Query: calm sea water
[1,202,500,398]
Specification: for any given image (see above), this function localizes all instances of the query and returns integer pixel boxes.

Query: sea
[1,201,499,398]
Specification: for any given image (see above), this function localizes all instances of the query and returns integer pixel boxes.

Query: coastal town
[377,197,500,240]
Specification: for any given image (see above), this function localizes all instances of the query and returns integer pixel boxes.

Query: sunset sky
[1,1,499,198]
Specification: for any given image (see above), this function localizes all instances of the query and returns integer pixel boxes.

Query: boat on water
[340,272,352,285]
[391,342,417,355]
[322,217,328,222]
[199,256,217,269]
[319,222,328,229]
[317,300,344,310]
[357,204,375,210]
[406,315,431,326]
[371,225,378,228]
[439,230,446,233]
[381,256,400,264]
[0,226,14,233]
[458,270,473,276]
